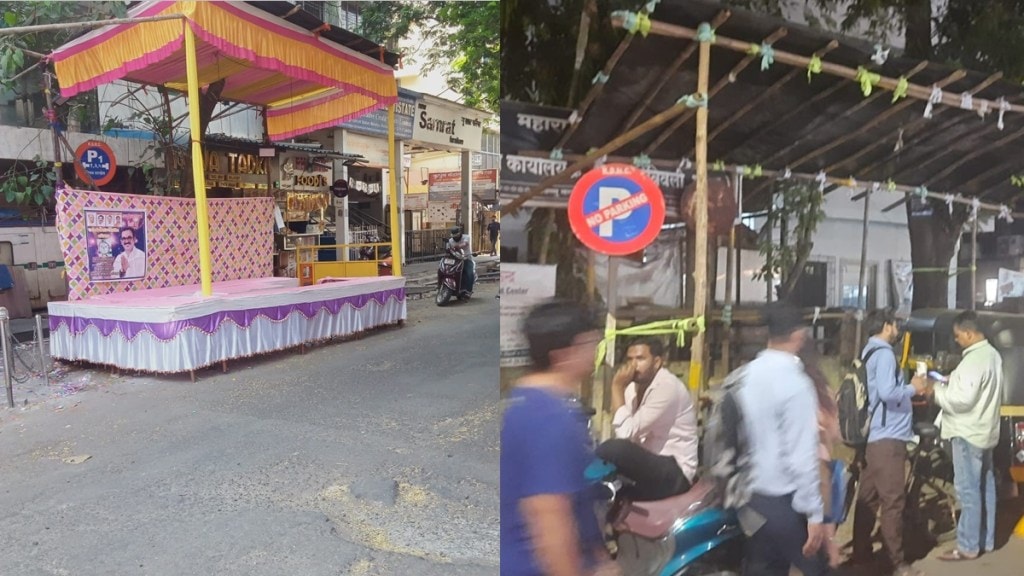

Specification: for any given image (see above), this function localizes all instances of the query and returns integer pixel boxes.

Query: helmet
[450,226,462,238]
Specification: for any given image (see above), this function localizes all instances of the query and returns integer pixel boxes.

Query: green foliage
[754,180,825,288]
[0,1,126,90]
[359,1,499,111]
[0,155,55,206]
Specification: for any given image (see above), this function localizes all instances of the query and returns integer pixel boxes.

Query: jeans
[460,259,476,293]
[950,437,996,555]
[743,493,831,576]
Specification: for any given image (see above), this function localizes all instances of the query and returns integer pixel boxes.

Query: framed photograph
[85,209,148,282]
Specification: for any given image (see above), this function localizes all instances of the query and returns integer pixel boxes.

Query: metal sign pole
[1,308,13,408]
[36,314,49,387]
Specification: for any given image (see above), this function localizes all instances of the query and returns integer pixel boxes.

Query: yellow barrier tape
[594,316,705,369]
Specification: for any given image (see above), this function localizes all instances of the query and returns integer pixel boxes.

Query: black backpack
[836,347,894,446]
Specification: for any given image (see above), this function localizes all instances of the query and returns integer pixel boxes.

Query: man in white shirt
[595,337,698,501]
[446,226,475,293]
[921,311,1002,562]
[113,227,146,279]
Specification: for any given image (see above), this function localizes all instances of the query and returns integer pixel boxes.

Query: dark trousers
[743,492,831,576]
[595,438,690,502]
[489,235,498,254]
[852,438,907,567]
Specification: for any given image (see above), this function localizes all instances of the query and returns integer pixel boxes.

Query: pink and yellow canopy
[51,0,397,141]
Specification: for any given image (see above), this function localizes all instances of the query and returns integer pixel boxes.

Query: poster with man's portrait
[85,209,147,282]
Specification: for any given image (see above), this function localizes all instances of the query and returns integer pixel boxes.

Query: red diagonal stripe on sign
[583,191,650,228]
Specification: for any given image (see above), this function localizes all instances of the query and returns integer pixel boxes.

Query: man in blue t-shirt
[500,300,617,576]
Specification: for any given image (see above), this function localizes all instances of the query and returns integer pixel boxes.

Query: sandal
[938,549,978,562]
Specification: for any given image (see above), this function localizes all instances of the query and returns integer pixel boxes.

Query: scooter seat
[615,478,717,540]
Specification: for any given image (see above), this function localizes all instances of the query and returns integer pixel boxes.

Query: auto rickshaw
[902,309,1024,496]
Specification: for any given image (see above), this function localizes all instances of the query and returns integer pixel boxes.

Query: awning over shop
[51,0,397,141]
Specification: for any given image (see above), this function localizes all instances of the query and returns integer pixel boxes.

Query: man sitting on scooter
[596,337,699,501]
[448,225,476,294]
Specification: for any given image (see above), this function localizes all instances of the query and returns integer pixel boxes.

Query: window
[299,1,324,21]
[840,260,877,309]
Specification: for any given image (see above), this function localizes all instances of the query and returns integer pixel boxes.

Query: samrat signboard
[85,209,147,282]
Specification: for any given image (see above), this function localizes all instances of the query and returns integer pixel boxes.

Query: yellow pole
[184,23,213,296]
[688,36,711,393]
[387,104,402,276]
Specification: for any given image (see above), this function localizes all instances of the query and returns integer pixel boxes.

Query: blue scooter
[586,460,743,576]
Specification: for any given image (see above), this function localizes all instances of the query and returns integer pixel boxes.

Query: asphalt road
[0,284,499,576]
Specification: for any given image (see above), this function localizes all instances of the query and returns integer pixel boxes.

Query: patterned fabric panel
[57,188,273,300]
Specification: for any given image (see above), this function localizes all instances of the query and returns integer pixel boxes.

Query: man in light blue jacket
[852,309,927,576]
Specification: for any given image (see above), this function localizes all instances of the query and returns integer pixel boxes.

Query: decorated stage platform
[47,276,407,374]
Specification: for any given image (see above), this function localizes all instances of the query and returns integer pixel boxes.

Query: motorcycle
[435,246,475,306]
[586,460,743,576]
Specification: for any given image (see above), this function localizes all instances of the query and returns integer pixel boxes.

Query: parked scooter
[586,460,742,576]
[436,245,475,306]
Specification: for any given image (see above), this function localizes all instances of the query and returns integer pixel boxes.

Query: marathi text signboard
[500,264,558,367]
[85,209,147,282]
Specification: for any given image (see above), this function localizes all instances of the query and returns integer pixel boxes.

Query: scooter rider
[448,225,476,294]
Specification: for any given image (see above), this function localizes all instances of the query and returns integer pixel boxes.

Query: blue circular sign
[568,164,666,255]
[74,140,117,186]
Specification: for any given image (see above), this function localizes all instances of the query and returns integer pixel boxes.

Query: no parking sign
[568,163,666,255]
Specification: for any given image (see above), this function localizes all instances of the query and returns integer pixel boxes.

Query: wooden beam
[703,40,839,149]
[690,35,712,393]
[553,34,636,151]
[644,27,789,155]
[617,14,1024,114]
[828,72,1003,177]
[618,10,730,134]
[923,122,1024,187]
[502,101,695,215]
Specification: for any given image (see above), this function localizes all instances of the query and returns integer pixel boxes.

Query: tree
[359,1,499,111]
[0,1,126,207]
[753,180,826,301]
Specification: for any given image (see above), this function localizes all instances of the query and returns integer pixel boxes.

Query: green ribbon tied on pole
[887,180,897,192]
[677,93,707,108]
[759,43,775,71]
[807,55,822,82]
[645,0,661,13]
[592,71,610,85]
[594,316,706,369]
[550,148,564,161]
[712,159,726,171]
[915,186,929,201]
[696,22,716,43]
[633,153,652,169]
[742,165,763,178]
[855,66,881,97]
[892,76,909,103]
[616,11,652,37]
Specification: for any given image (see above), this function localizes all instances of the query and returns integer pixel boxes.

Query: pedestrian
[500,299,620,576]
[924,311,1003,561]
[799,339,843,569]
[734,303,830,576]
[595,337,698,502]
[852,309,927,576]
[488,216,501,256]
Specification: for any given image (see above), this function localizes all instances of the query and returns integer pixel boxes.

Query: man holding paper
[918,311,1003,562]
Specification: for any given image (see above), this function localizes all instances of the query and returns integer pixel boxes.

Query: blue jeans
[951,437,996,554]
[461,259,476,293]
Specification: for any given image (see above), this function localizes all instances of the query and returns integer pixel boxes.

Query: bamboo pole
[646,27,788,154]
[705,40,839,148]
[689,37,711,394]
[184,22,213,296]
[971,216,978,311]
[855,188,871,347]
[621,15,1024,114]
[554,35,635,151]
[620,10,731,134]
[0,13,185,36]
[387,104,402,276]
[515,148,1016,217]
